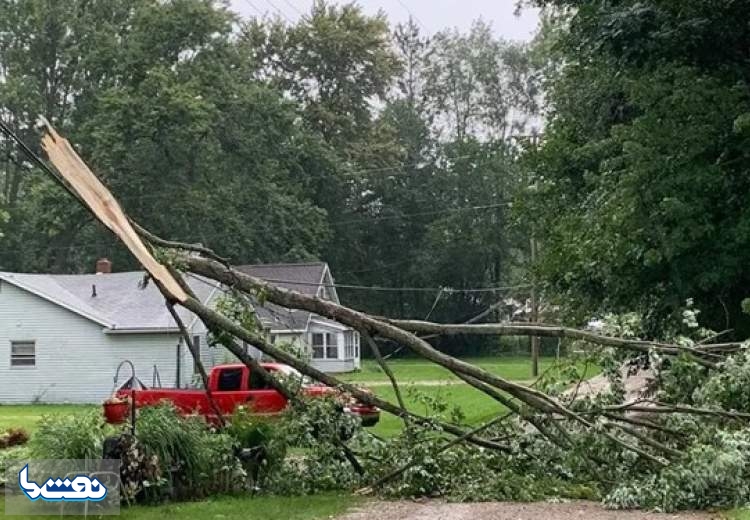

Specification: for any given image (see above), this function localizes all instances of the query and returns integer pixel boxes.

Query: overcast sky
[230,0,540,41]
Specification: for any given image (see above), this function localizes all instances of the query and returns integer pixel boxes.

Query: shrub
[134,405,243,498]
[261,396,364,495]
[225,406,285,488]
[0,445,31,486]
[31,410,112,459]
[694,347,750,412]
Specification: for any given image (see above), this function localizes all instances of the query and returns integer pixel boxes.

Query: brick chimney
[95,258,112,274]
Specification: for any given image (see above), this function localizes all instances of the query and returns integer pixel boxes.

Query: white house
[225,263,360,373]
[0,260,360,404]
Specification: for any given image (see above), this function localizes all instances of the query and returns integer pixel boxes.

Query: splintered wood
[40,120,188,303]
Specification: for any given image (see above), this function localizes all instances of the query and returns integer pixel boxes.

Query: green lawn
[0,357,594,437]
[340,356,580,383]
[357,356,599,437]
[0,493,356,520]
[0,404,91,433]
[368,382,507,437]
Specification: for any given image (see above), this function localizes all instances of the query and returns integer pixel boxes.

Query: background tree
[0,0,541,355]
[521,0,750,335]
[0,0,334,272]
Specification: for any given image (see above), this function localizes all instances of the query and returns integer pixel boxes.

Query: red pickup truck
[103,362,379,427]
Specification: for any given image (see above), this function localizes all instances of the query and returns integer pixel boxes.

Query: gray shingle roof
[235,263,334,332]
[0,271,216,332]
[235,262,327,296]
[255,302,311,332]
[0,262,334,334]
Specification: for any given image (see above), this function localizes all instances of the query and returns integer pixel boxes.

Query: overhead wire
[242,0,267,18]
[0,121,513,275]
[262,0,294,22]
[8,150,487,206]
[279,0,303,16]
[331,202,510,226]
[395,0,429,33]
[184,268,529,295]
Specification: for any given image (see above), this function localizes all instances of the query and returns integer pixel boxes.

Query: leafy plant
[606,430,750,512]
[31,410,112,460]
[134,405,243,498]
[0,445,31,486]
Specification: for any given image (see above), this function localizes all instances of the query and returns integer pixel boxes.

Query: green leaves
[522,0,750,332]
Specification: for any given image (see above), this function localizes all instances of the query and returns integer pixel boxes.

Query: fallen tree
[14,120,750,511]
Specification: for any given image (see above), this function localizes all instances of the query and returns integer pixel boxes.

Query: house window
[10,341,35,368]
[270,334,277,344]
[326,333,338,359]
[344,331,354,358]
[312,333,325,359]
[355,332,360,358]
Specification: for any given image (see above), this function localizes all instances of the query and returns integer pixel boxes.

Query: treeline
[3,0,749,337]
[0,0,539,327]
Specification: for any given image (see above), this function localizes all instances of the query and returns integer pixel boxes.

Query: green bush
[134,405,243,498]
[31,410,112,459]
[0,445,31,486]
[226,406,277,450]
[262,396,364,495]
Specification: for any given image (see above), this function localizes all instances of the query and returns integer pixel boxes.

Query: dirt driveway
[338,500,724,520]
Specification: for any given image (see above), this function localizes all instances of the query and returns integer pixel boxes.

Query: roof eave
[104,327,180,335]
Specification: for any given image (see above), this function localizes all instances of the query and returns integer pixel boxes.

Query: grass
[0,357,596,438]
[368,382,508,437]
[355,356,599,437]
[0,404,90,433]
[0,493,356,520]
[727,510,750,519]
[0,382,506,438]
[340,356,586,383]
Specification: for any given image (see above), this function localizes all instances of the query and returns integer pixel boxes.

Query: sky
[230,0,541,41]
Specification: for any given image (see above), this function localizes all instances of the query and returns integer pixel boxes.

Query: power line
[337,258,413,276]
[395,0,429,33]
[331,202,510,227]
[6,150,486,207]
[279,0,303,16]
[186,271,531,294]
[242,0,267,18]
[0,199,512,258]
[262,0,293,23]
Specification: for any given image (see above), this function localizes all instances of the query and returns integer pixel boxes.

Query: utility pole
[530,236,539,378]
[528,132,541,378]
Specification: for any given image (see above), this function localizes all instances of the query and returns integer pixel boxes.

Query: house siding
[311,359,357,372]
[0,281,183,404]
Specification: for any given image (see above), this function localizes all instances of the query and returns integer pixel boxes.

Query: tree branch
[165,301,226,427]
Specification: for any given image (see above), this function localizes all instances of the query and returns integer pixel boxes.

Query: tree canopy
[2,0,747,340]
[520,0,750,335]
[0,0,540,337]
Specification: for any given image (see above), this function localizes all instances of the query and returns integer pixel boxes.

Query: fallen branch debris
[32,121,750,511]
